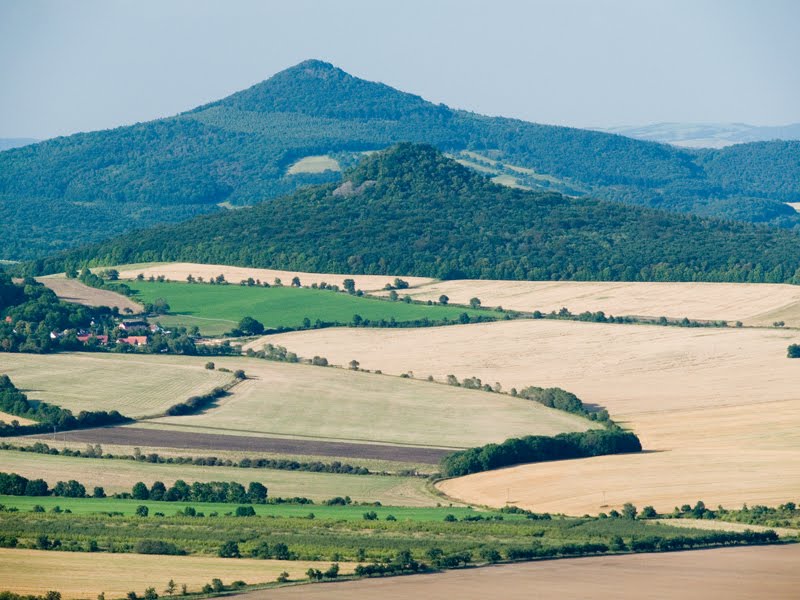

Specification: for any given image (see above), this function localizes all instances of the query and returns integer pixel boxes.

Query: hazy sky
[1,0,799,139]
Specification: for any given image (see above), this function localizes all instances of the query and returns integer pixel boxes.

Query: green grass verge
[0,495,487,521]
[129,281,490,335]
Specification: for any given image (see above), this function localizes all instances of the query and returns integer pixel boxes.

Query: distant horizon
[2,0,799,139]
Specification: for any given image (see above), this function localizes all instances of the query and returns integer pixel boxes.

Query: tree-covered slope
[34,144,800,284]
[2,60,799,260]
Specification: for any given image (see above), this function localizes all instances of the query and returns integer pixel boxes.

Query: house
[77,334,109,345]
[117,335,148,346]
[118,321,148,331]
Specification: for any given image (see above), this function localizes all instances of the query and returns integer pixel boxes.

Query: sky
[1,0,799,139]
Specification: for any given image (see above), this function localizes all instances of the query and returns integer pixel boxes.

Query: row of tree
[440,429,642,477]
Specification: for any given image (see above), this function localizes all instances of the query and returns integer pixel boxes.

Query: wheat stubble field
[381,279,800,326]
[0,548,353,599]
[269,319,800,513]
[110,262,434,291]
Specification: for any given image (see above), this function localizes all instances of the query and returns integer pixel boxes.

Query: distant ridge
[601,122,800,148]
[1,59,800,260]
[0,137,38,152]
[34,144,800,285]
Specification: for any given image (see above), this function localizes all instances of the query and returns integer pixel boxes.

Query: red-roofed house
[117,336,148,346]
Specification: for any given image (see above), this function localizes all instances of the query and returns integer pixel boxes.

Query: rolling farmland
[269,319,800,512]
[0,450,439,505]
[0,548,353,599]
[112,262,435,292]
[380,279,800,326]
[0,353,234,418]
[146,359,592,448]
[256,544,800,600]
[127,280,489,335]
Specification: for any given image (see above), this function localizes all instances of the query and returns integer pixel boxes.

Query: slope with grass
[145,359,593,448]
[36,145,800,285]
[4,60,800,259]
[0,353,234,419]
[127,279,490,336]
[0,450,438,506]
[268,319,800,513]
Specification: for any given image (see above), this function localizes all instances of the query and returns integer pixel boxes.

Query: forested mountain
[2,59,800,260]
[33,144,800,284]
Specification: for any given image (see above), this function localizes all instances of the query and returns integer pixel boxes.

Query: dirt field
[1,353,233,418]
[381,279,800,326]
[269,320,800,513]
[147,360,592,449]
[255,545,800,600]
[37,276,143,312]
[1,450,438,505]
[0,548,353,599]
[108,262,434,292]
[50,425,452,464]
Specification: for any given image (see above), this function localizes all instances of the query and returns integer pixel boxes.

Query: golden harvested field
[0,450,439,505]
[37,276,143,313]
[1,353,233,418]
[270,320,800,513]
[258,545,800,600]
[0,548,353,599]
[108,262,434,292]
[379,279,800,326]
[0,410,36,425]
[286,154,341,174]
[148,359,592,448]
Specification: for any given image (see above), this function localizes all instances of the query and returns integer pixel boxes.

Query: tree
[235,505,256,517]
[143,588,158,600]
[136,505,149,517]
[622,503,638,519]
[342,278,356,294]
[164,580,176,596]
[788,344,800,358]
[469,297,481,309]
[218,540,241,558]
[211,579,224,592]
[93,486,106,498]
[151,298,170,315]
[149,481,167,501]
[234,369,246,379]
[247,481,268,503]
[276,571,289,583]
[132,482,149,500]
[237,316,264,335]
[323,563,340,579]
[641,505,657,518]
[388,290,398,301]
[205,362,215,370]
[291,276,301,287]
[439,295,449,305]
[349,359,360,370]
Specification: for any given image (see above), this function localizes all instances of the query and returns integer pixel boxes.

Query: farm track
[47,426,452,464]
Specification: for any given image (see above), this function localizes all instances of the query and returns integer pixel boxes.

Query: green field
[0,494,482,520]
[130,281,490,335]
[0,450,439,506]
[0,352,234,418]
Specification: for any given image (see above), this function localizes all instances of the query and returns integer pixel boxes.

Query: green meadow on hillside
[129,280,491,335]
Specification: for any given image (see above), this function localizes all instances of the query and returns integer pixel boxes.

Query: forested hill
[32,144,800,284]
[2,59,800,260]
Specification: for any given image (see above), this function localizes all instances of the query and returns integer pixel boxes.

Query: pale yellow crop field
[287,154,341,174]
[148,359,592,448]
[0,353,233,418]
[0,450,438,505]
[269,320,800,513]
[109,262,434,292]
[380,279,800,326]
[0,548,353,599]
